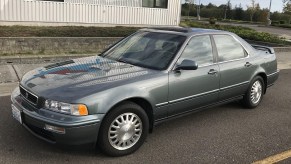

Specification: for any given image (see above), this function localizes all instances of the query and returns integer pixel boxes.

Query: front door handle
[208,69,218,75]
[245,62,252,67]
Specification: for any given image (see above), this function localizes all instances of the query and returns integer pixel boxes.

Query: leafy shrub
[271,21,279,25]
[0,26,140,37]
[279,20,286,24]
[209,17,216,25]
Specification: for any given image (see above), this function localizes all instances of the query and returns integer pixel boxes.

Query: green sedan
[11,27,279,156]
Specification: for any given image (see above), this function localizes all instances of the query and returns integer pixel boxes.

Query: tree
[283,0,291,14]
[255,8,269,22]
[234,4,244,20]
[180,1,291,23]
[181,1,196,17]
[185,0,195,19]
[247,0,259,22]
[224,0,232,19]
[282,0,291,23]
[206,3,216,9]
[283,0,291,4]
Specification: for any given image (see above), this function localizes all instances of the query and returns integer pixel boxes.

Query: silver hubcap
[250,80,262,104]
[108,113,142,150]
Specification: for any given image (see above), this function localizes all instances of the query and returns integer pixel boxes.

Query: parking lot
[0,53,291,163]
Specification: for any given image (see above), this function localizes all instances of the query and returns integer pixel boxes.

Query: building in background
[0,0,181,26]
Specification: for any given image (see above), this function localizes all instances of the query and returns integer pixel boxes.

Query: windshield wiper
[117,58,136,67]
[117,58,128,63]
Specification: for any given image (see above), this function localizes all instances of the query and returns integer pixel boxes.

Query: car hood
[20,56,156,101]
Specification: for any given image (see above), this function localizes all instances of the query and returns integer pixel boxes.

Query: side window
[180,35,214,66]
[213,35,246,62]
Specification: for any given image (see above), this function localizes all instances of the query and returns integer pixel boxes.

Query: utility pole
[267,0,272,25]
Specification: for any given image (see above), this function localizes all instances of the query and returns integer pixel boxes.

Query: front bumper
[11,87,105,146]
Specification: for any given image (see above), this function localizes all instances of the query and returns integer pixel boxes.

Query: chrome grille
[19,85,38,105]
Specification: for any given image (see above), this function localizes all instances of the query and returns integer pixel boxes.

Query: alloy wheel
[250,80,262,104]
[108,113,143,150]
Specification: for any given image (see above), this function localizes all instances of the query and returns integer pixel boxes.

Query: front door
[168,35,220,117]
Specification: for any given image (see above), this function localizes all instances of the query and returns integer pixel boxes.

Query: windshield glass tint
[101,31,186,70]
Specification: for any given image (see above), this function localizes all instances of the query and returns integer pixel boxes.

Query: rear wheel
[97,102,149,156]
[242,76,264,109]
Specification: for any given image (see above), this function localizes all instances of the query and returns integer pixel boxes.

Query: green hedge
[0,26,140,37]
[0,24,289,45]
[181,21,289,45]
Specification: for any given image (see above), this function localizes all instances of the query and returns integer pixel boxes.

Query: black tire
[97,101,149,156]
[242,76,265,109]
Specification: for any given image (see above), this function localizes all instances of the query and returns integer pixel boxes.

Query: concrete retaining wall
[0,37,122,55]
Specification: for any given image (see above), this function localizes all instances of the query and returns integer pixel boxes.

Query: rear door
[212,34,252,100]
[168,35,220,116]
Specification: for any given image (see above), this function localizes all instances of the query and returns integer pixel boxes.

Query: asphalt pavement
[0,52,291,163]
[249,26,291,41]
[216,22,291,41]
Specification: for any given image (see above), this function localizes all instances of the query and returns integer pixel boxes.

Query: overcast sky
[182,0,284,12]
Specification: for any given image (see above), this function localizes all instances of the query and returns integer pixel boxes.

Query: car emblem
[25,92,29,99]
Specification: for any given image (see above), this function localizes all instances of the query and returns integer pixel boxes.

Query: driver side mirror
[175,59,198,71]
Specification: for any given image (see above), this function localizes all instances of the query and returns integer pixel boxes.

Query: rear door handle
[245,62,252,67]
[208,69,218,75]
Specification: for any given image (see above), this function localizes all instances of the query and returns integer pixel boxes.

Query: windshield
[101,31,186,70]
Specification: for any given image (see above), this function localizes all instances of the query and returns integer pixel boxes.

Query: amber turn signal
[78,104,88,116]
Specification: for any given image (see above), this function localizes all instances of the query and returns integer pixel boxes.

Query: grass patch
[0,24,289,46]
[0,26,140,37]
[181,21,290,45]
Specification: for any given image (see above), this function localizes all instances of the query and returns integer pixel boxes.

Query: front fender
[75,75,168,115]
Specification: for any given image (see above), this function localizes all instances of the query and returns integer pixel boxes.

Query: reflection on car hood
[20,56,153,101]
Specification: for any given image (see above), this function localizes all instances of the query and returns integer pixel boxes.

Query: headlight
[44,100,88,116]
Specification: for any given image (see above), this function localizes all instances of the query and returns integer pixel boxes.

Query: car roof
[141,27,229,36]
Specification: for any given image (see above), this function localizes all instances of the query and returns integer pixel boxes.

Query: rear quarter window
[213,35,246,62]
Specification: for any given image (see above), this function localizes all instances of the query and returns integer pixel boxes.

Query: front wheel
[97,102,149,156]
[242,76,265,109]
